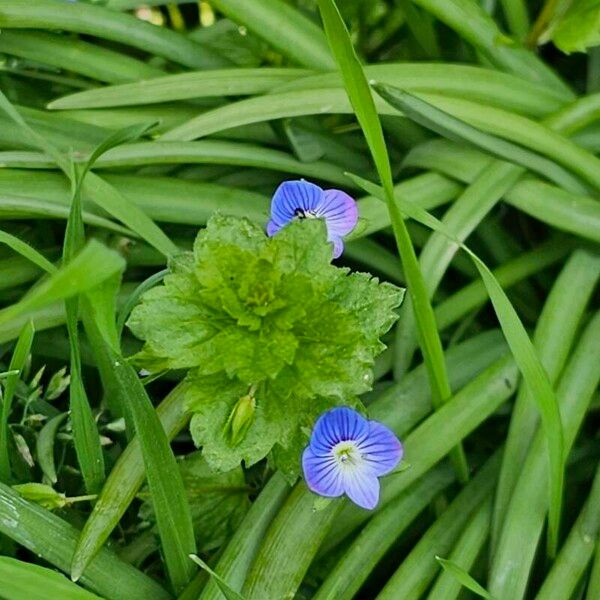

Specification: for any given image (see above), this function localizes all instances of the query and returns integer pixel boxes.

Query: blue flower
[267,180,358,258]
[302,407,403,510]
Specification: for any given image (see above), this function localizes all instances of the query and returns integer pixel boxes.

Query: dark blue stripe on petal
[302,447,344,497]
[358,421,403,476]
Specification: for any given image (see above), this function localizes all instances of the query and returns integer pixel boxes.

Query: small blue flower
[267,180,358,258]
[302,407,403,510]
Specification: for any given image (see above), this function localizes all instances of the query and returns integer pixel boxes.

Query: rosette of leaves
[128,215,404,477]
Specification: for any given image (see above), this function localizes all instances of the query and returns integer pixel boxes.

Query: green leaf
[0,0,227,69]
[36,413,68,484]
[551,0,600,53]
[129,215,403,474]
[374,84,587,193]
[0,557,102,600]
[190,555,247,600]
[348,172,565,559]
[79,297,197,592]
[0,320,34,482]
[63,155,105,496]
[12,483,67,511]
[436,556,494,599]
[0,240,125,329]
[0,230,56,274]
[139,451,249,552]
[0,482,170,600]
[70,383,190,588]
[48,69,310,109]
[206,0,334,70]
[316,0,469,482]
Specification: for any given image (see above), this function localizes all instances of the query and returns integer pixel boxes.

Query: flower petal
[343,466,380,510]
[310,407,369,455]
[331,237,344,259]
[266,220,281,236]
[270,180,324,226]
[319,189,359,238]
[302,446,344,497]
[358,421,403,476]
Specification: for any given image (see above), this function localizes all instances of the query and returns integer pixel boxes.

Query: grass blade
[0,240,125,329]
[393,160,522,376]
[374,85,586,193]
[198,472,289,600]
[0,31,163,84]
[316,0,469,481]
[207,0,334,69]
[70,377,195,592]
[0,482,170,600]
[36,413,68,485]
[77,281,197,593]
[189,555,245,600]
[377,456,499,599]
[0,0,227,69]
[0,230,56,274]
[48,69,311,109]
[0,86,178,258]
[348,172,565,557]
[0,557,101,600]
[489,309,600,599]
[492,250,600,553]
[434,555,493,599]
[536,461,600,600]
[0,321,34,482]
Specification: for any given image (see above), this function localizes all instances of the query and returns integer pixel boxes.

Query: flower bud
[225,392,256,446]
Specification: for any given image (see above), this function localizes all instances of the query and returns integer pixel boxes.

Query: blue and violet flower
[302,407,403,510]
[267,180,358,258]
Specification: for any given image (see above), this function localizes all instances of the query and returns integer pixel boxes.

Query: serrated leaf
[130,214,403,475]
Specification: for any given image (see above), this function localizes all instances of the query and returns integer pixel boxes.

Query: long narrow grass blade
[0,483,170,600]
[489,310,600,599]
[0,230,56,274]
[0,321,34,482]
[70,379,195,591]
[0,88,178,257]
[348,172,565,557]
[0,0,227,69]
[36,413,68,484]
[536,461,600,600]
[48,69,312,109]
[198,472,290,600]
[316,0,468,481]
[434,555,493,599]
[0,31,163,83]
[374,85,587,192]
[77,273,197,593]
[0,241,125,328]
[492,251,600,554]
[377,456,499,599]
[206,0,334,69]
[189,555,245,600]
[0,557,101,600]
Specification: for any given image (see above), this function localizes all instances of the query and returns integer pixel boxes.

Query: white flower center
[332,441,363,468]
[294,208,319,220]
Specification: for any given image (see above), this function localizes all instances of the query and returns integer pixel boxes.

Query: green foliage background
[0,1,598,599]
